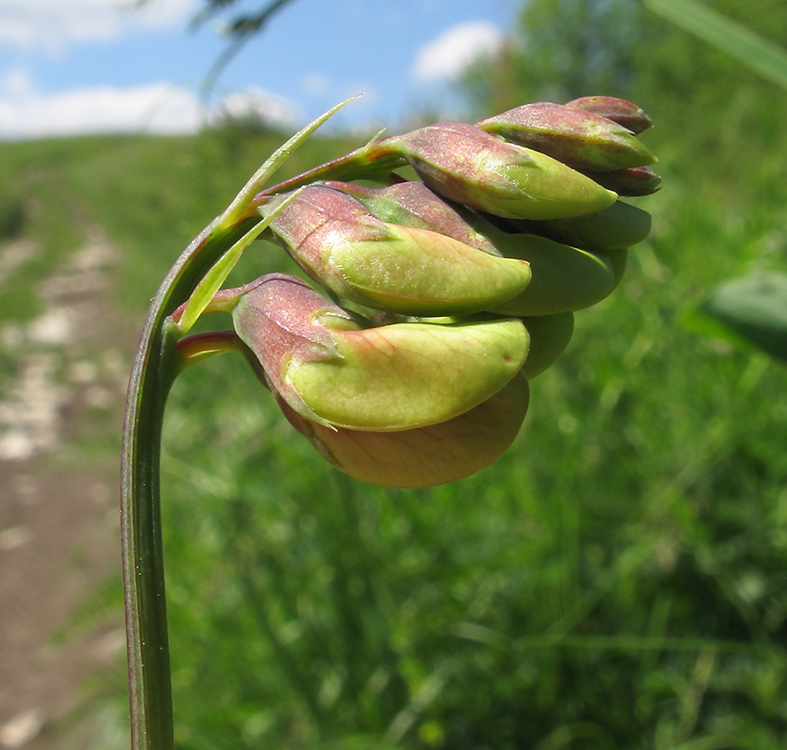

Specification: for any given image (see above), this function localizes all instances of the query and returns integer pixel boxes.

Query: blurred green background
[2,0,787,747]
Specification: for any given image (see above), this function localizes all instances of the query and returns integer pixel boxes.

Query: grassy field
[1,105,786,749]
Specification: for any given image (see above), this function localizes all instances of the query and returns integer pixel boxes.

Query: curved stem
[120,99,377,749]
[121,218,257,750]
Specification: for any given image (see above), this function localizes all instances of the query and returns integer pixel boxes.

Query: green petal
[511,201,651,252]
[491,234,615,316]
[330,224,531,315]
[497,149,617,219]
[288,318,529,430]
[521,312,575,379]
[279,372,530,488]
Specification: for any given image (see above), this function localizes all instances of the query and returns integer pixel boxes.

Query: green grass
[3,114,787,748]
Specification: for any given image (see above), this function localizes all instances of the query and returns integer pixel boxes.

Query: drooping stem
[121,218,258,750]
[120,99,376,749]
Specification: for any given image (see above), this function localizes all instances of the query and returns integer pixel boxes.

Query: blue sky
[0,0,519,140]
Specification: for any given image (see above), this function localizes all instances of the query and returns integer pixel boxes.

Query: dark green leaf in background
[703,273,787,362]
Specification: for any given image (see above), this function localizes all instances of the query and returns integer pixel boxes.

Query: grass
[2,111,786,748]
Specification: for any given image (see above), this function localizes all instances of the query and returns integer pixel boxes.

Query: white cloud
[412,21,504,83]
[301,73,331,97]
[0,0,198,50]
[213,87,300,130]
[0,71,199,137]
[0,72,298,140]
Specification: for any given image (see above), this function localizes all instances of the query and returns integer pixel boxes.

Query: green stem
[120,99,379,749]
[175,330,268,383]
[121,218,257,750]
[250,140,405,203]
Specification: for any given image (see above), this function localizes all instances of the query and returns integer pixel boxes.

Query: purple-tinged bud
[232,274,530,431]
[382,121,617,220]
[477,102,656,172]
[262,185,531,315]
[565,96,653,135]
[324,180,501,255]
[231,273,350,424]
[584,165,661,197]
[277,371,530,488]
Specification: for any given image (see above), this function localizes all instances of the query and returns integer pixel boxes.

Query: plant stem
[121,319,178,750]
[121,218,257,750]
[250,142,405,204]
[120,100,381,748]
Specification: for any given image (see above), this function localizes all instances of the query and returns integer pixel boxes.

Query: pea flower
[231,274,529,432]
[260,185,532,315]
[133,94,660,492]
[122,94,662,750]
[378,121,618,220]
[476,102,656,172]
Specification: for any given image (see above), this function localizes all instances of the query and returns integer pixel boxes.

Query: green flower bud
[491,235,614,316]
[507,200,652,252]
[521,312,575,379]
[584,165,661,196]
[324,180,501,255]
[605,249,628,291]
[277,371,530,488]
[262,185,531,315]
[477,102,656,172]
[565,96,653,135]
[465,221,616,316]
[382,121,617,220]
[331,185,635,306]
[232,274,530,431]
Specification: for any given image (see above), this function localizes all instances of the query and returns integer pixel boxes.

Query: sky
[0,0,519,140]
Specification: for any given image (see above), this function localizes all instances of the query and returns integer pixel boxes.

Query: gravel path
[0,230,132,749]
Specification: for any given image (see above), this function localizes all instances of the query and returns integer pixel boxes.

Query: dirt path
[0,230,133,749]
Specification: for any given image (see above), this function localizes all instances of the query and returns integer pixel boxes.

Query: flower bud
[232,274,530,431]
[490,233,615,316]
[382,121,617,220]
[565,96,653,135]
[277,372,530,488]
[476,102,656,172]
[507,200,652,252]
[454,218,617,316]
[585,166,661,196]
[325,180,500,255]
[331,184,634,306]
[521,312,575,379]
[262,185,531,315]
[605,249,628,291]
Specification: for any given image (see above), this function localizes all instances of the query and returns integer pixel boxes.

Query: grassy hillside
[2,116,786,749]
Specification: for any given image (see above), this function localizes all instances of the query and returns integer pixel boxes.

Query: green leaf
[645,0,787,91]
[702,273,787,362]
[220,95,359,226]
[176,189,301,333]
